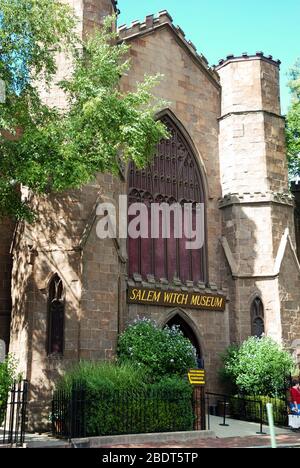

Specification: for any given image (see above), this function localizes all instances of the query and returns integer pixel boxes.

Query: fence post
[193,386,206,431]
[219,395,229,427]
[206,393,210,430]
[256,400,266,435]
[8,381,16,444]
[19,380,28,446]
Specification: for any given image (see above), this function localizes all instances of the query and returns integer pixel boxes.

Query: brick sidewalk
[101,433,300,449]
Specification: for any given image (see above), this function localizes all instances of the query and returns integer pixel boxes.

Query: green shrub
[57,361,145,392]
[55,362,194,436]
[83,376,194,436]
[220,336,294,397]
[117,318,197,381]
[0,355,17,425]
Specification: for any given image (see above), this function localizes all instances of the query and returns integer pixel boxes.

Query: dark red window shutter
[128,115,207,284]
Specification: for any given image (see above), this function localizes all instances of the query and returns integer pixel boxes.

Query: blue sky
[118,0,300,114]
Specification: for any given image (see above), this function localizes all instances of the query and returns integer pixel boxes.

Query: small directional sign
[188,369,205,386]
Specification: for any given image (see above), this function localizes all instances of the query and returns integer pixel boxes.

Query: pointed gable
[118,11,220,90]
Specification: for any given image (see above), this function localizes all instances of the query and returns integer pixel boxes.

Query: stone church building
[1,0,300,426]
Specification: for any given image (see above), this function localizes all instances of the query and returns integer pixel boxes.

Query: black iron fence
[0,380,29,447]
[52,385,290,440]
[52,384,195,439]
[52,385,86,439]
[206,392,288,433]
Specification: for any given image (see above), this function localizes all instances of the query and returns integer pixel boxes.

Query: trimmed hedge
[54,362,194,436]
[84,380,194,436]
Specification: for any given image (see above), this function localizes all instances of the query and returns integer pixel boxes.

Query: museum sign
[127,287,226,312]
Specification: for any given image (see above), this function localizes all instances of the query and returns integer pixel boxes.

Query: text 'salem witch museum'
[1,0,300,427]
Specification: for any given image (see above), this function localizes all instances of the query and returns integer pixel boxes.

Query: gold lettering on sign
[127,287,226,312]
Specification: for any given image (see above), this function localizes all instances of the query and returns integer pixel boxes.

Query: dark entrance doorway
[166,314,202,361]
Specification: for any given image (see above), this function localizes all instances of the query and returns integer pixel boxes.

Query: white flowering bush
[220,336,294,396]
[117,318,197,381]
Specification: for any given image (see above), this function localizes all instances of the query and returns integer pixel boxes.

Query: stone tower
[217,54,300,345]
[60,0,118,36]
[40,0,118,109]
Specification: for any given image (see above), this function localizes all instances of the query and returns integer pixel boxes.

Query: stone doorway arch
[162,310,203,364]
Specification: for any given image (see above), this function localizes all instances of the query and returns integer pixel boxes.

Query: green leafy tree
[220,336,294,397]
[117,318,197,381]
[0,0,168,220]
[286,58,300,178]
[0,355,18,424]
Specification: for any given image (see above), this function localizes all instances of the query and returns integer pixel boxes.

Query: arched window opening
[128,114,207,284]
[166,314,201,361]
[47,274,65,356]
[251,297,265,338]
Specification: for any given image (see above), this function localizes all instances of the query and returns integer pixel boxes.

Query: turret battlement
[215,52,281,70]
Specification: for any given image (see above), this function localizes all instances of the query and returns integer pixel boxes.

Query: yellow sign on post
[188,369,205,386]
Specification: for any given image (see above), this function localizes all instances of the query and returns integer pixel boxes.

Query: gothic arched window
[251,297,265,338]
[128,115,207,284]
[47,274,65,355]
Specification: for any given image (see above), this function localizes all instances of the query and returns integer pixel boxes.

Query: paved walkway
[100,418,299,449]
[208,415,291,438]
[100,433,300,449]
[3,417,299,448]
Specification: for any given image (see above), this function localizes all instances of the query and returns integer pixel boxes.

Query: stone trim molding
[274,228,300,276]
[218,110,285,122]
[219,191,294,209]
[127,276,227,298]
[118,11,220,89]
[79,194,127,264]
[220,237,238,276]
[221,228,300,279]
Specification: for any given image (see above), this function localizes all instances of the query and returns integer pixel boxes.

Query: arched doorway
[166,313,202,364]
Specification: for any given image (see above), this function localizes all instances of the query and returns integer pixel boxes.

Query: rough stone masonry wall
[219,112,268,194]
[293,183,300,260]
[83,0,116,36]
[9,231,82,428]
[279,241,300,347]
[10,170,124,429]
[79,172,126,362]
